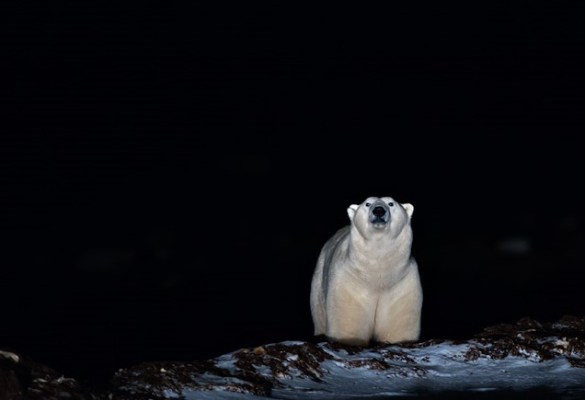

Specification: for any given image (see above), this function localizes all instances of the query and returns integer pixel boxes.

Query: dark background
[2,2,585,387]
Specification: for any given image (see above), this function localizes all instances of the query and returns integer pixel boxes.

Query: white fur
[310,196,422,345]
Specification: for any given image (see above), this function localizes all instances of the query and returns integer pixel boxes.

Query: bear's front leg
[373,269,422,343]
[325,284,376,346]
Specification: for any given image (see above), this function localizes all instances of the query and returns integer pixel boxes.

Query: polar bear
[310,196,422,345]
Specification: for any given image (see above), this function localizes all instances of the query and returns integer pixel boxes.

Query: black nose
[373,206,386,217]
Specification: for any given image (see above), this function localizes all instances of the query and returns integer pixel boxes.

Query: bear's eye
[388,202,394,206]
[365,202,371,207]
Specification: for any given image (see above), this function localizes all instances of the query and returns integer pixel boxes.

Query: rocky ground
[2,316,585,399]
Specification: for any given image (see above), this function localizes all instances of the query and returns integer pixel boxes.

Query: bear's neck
[348,225,413,269]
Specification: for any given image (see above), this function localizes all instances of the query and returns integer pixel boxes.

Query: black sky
[2,2,585,386]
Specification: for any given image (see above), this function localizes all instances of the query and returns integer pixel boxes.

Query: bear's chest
[342,259,410,291]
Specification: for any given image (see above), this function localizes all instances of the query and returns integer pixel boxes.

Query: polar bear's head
[347,196,414,238]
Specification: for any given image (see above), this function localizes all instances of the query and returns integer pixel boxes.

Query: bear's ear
[347,204,359,221]
[402,203,414,218]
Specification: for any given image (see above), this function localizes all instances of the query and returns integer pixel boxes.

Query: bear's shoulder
[320,225,350,254]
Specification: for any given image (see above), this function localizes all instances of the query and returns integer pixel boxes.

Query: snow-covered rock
[2,316,585,399]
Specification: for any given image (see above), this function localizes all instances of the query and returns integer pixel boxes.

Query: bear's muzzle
[369,203,390,226]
